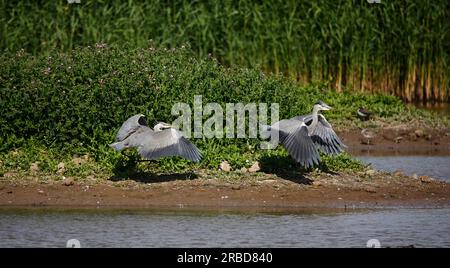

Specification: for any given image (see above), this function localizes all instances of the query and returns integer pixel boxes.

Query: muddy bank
[338,128,450,155]
[1,169,449,209]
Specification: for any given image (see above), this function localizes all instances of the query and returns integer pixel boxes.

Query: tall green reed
[1,0,449,102]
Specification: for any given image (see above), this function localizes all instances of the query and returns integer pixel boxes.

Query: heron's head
[314,100,332,111]
[154,122,172,132]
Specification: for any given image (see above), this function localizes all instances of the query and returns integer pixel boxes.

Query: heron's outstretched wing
[137,128,202,162]
[110,125,153,151]
[291,114,310,122]
[268,119,320,167]
[282,123,321,167]
[115,114,148,142]
[265,119,303,144]
[306,114,346,155]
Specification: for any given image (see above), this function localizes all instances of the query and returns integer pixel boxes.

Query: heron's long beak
[322,103,332,110]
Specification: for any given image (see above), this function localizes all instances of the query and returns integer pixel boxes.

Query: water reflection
[412,102,450,116]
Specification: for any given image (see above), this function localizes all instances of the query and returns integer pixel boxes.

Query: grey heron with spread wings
[109,114,202,162]
[262,100,346,167]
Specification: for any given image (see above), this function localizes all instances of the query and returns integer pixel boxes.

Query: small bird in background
[357,107,372,121]
[360,128,376,145]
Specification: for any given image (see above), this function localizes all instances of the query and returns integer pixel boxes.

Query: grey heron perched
[261,100,346,167]
[109,114,202,162]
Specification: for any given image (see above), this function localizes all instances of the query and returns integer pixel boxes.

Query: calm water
[356,156,450,181]
[413,102,450,116]
[0,208,449,248]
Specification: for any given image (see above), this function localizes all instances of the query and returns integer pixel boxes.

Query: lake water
[0,207,449,248]
[412,102,450,116]
[356,156,450,181]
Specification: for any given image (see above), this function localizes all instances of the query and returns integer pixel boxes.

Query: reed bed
[1,0,449,102]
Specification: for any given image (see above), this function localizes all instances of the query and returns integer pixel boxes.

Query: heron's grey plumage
[135,128,201,162]
[263,101,345,167]
[300,114,346,155]
[114,114,148,142]
[263,119,320,168]
[110,115,201,162]
[283,123,321,167]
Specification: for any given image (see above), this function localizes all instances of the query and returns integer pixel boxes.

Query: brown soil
[339,128,450,156]
[1,169,449,210]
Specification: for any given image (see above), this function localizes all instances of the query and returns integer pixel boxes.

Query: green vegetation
[2,45,444,177]
[1,1,449,102]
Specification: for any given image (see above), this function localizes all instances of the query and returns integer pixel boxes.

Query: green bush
[0,45,434,173]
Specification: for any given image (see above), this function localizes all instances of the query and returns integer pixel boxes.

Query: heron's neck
[308,106,320,135]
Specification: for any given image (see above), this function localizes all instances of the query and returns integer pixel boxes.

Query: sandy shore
[0,129,449,210]
[1,169,449,209]
[338,127,450,156]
